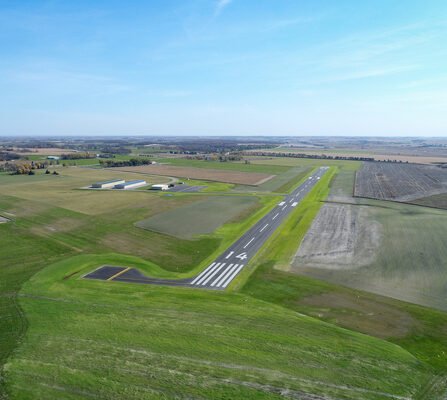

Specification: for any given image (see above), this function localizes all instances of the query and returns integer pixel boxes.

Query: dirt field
[113,165,275,185]
[355,162,447,202]
[17,147,76,155]
[295,203,381,270]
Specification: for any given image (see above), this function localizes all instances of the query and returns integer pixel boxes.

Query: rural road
[85,167,329,290]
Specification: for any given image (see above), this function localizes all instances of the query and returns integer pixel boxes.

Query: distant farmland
[354,162,447,208]
[113,164,275,185]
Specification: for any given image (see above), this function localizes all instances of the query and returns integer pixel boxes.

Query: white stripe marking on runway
[292,202,298,207]
[260,223,269,233]
[213,264,239,287]
[190,263,216,285]
[272,213,279,220]
[221,264,245,288]
[225,251,234,259]
[244,237,255,249]
[282,205,287,211]
[278,201,285,206]
[195,263,222,285]
[201,263,226,285]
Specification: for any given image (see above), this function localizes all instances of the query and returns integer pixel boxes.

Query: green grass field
[3,255,434,400]
[1,157,447,399]
[136,195,261,239]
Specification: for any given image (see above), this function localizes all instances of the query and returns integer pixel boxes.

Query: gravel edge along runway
[84,167,328,290]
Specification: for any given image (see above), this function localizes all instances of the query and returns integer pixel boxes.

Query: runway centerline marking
[225,251,234,259]
[260,223,269,233]
[244,237,255,249]
[272,213,279,220]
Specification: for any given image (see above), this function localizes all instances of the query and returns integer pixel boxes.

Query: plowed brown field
[113,164,275,185]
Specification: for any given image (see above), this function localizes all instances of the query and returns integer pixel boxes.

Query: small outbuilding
[115,180,147,190]
[91,179,125,189]
[151,184,169,191]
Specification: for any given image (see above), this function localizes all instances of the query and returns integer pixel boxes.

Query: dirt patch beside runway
[113,165,275,185]
[294,203,381,270]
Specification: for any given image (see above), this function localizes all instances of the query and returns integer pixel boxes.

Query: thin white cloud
[214,0,233,16]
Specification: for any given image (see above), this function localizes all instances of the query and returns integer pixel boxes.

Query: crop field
[113,164,276,185]
[291,162,447,311]
[136,195,260,239]
[152,157,289,175]
[354,162,447,204]
[295,203,381,270]
[3,255,435,400]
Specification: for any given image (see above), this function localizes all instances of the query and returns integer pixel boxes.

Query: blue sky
[1,0,447,136]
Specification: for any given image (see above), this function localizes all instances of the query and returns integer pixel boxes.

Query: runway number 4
[236,252,248,260]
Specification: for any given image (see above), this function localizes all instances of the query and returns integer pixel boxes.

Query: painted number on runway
[236,252,248,260]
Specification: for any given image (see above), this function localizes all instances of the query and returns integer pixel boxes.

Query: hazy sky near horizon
[1,0,447,136]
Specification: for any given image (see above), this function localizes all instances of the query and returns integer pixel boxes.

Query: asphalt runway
[84,167,328,290]
[167,184,206,193]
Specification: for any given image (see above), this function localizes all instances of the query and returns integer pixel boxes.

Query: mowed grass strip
[136,195,259,239]
[3,255,433,400]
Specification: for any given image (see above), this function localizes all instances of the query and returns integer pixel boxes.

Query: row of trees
[60,152,97,160]
[99,158,152,168]
[242,151,375,162]
[1,161,48,175]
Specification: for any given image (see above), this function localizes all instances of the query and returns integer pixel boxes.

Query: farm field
[113,164,276,185]
[257,147,447,164]
[152,157,289,175]
[412,193,447,209]
[3,254,434,400]
[136,195,261,239]
[0,168,170,215]
[354,162,447,204]
[290,161,447,311]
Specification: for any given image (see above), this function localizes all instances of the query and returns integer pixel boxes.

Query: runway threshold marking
[190,263,216,285]
[201,263,226,285]
[221,264,245,288]
[107,267,131,281]
[260,223,269,232]
[213,264,240,287]
[225,251,234,259]
[195,263,222,285]
[244,237,255,249]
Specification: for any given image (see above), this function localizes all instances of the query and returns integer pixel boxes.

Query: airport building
[151,184,169,191]
[114,180,147,189]
[91,179,125,189]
